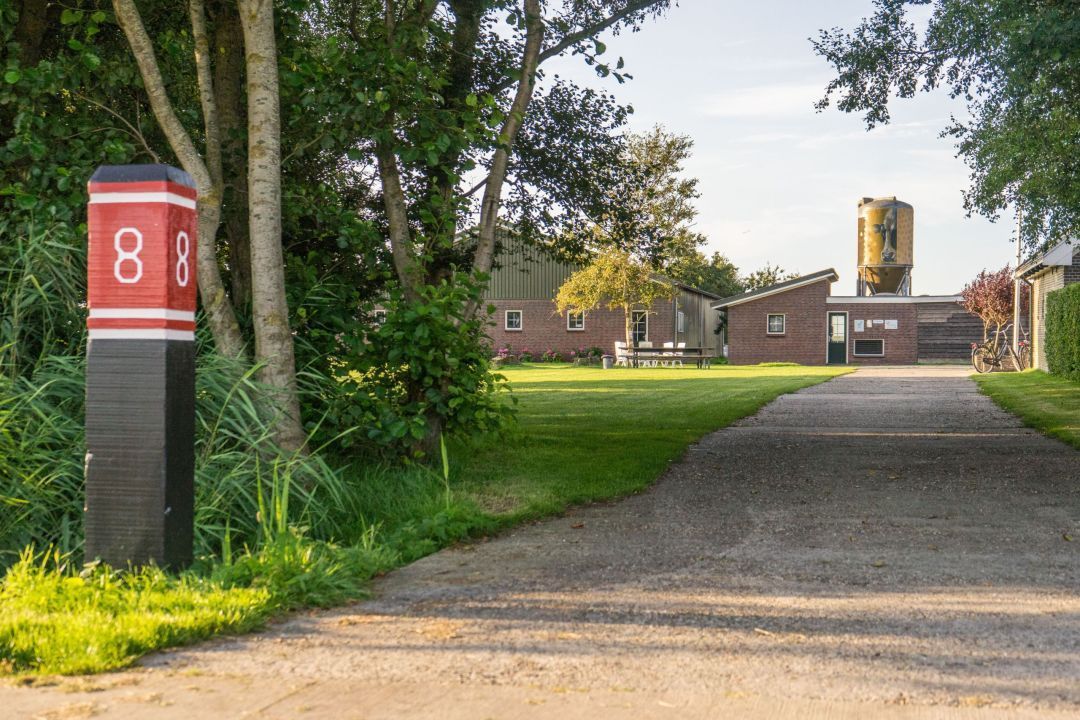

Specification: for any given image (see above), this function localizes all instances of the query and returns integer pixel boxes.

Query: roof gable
[711,269,839,309]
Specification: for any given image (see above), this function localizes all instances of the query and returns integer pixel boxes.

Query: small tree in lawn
[960,266,1014,344]
[555,250,674,349]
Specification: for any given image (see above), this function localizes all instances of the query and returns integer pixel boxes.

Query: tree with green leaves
[743,263,796,291]
[112,0,304,451]
[557,125,706,266]
[555,249,674,348]
[814,0,1080,250]
[665,251,743,298]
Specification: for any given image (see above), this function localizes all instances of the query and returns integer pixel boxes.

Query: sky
[543,0,1020,296]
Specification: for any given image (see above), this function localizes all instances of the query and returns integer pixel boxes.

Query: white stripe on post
[89,192,197,209]
[89,308,197,321]
[89,329,196,341]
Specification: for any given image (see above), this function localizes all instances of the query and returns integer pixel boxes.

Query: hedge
[1045,283,1080,381]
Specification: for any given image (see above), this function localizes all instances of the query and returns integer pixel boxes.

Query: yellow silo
[857,196,913,295]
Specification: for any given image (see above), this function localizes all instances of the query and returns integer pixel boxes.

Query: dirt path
[6,366,1079,719]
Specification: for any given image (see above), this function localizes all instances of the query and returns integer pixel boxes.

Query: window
[505,310,522,331]
[373,310,387,325]
[567,310,584,331]
[676,310,686,333]
[631,310,648,343]
[767,313,786,335]
[853,339,885,356]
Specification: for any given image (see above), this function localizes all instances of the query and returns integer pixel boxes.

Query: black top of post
[90,164,196,187]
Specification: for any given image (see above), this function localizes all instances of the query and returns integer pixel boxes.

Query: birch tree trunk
[237,0,306,452]
[462,0,543,320]
[112,0,245,359]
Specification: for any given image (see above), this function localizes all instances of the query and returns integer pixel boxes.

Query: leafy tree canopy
[813,0,1080,251]
[960,265,1015,340]
[554,249,674,347]
[742,263,797,291]
[665,250,744,298]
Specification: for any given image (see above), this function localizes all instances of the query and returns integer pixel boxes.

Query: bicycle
[970,324,1029,373]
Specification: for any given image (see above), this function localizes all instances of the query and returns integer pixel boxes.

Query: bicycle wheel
[972,346,995,373]
[1015,345,1030,371]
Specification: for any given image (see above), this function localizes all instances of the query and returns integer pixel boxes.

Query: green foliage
[322,282,514,457]
[1045,283,1080,381]
[555,249,674,346]
[0,548,272,675]
[742,263,797,291]
[814,0,1080,248]
[559,125,707,266]
[666,250,744,297]
[974,370,1080,450]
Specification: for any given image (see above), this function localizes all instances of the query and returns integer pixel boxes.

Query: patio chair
[674,341,686,368]
[614,341,629,367]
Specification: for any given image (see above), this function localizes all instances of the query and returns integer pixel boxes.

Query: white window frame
[766,313,786,335]
[373,309,387,325]
[567,310,585,331]
[852,338,885,357]
[631,309,649,343]
[505,309,523,331]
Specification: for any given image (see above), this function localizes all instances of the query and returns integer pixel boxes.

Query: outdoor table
[629,346,715,368]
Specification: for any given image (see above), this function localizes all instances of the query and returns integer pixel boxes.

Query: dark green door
[827,312,847,364]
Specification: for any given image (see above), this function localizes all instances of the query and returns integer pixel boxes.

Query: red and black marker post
[84,164,197,569]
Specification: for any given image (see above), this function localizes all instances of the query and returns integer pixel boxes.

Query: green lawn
[973,370,1080,449]
[2,363,847,676]
[458,363,849,520]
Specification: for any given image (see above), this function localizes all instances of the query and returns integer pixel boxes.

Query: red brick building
[484,239,721,358]
[715,269,981,366]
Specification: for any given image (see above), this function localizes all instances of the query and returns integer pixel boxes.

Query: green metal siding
[483,234,582,300]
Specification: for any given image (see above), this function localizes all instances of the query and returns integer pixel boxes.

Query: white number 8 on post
[113,227,144,284]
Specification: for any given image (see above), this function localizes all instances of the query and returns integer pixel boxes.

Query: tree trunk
[463,0,543,321]
[13,0,50,66]
[237,0,305,452]
[212,0,252,312]
[624,305,634,349]
[112,0,246,359]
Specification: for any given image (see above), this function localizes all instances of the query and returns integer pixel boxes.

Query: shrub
[1045,283,1080,381]
[519,348,534,362]
[541,349,563,362]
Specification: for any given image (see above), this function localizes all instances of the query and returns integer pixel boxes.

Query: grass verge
[973,369,1080,449]
[2,363,848,676]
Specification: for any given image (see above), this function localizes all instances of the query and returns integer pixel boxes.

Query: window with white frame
[767,313,786,335]
[505,309,522,331]
[676,310,686,333]
[567,310,584,331]
[631,310,648,343]
[373,310,387,325]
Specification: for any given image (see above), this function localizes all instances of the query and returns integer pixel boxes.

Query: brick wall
[726,280,921,365]
[829,302,919,365]
[726,281,831,365]
[485,297,676,357]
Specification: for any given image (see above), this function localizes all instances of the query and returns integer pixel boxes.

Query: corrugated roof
[711,269,839,309]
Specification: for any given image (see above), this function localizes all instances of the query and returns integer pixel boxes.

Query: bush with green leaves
[322,282,514,458]
[1045,283,1080,381]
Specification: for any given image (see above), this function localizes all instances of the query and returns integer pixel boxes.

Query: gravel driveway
[6,366,1079,719]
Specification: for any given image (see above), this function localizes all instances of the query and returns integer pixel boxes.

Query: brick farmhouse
[483,239,722,359]
[714,269,983,366]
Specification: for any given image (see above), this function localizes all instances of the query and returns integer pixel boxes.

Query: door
[827,312,847,364]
